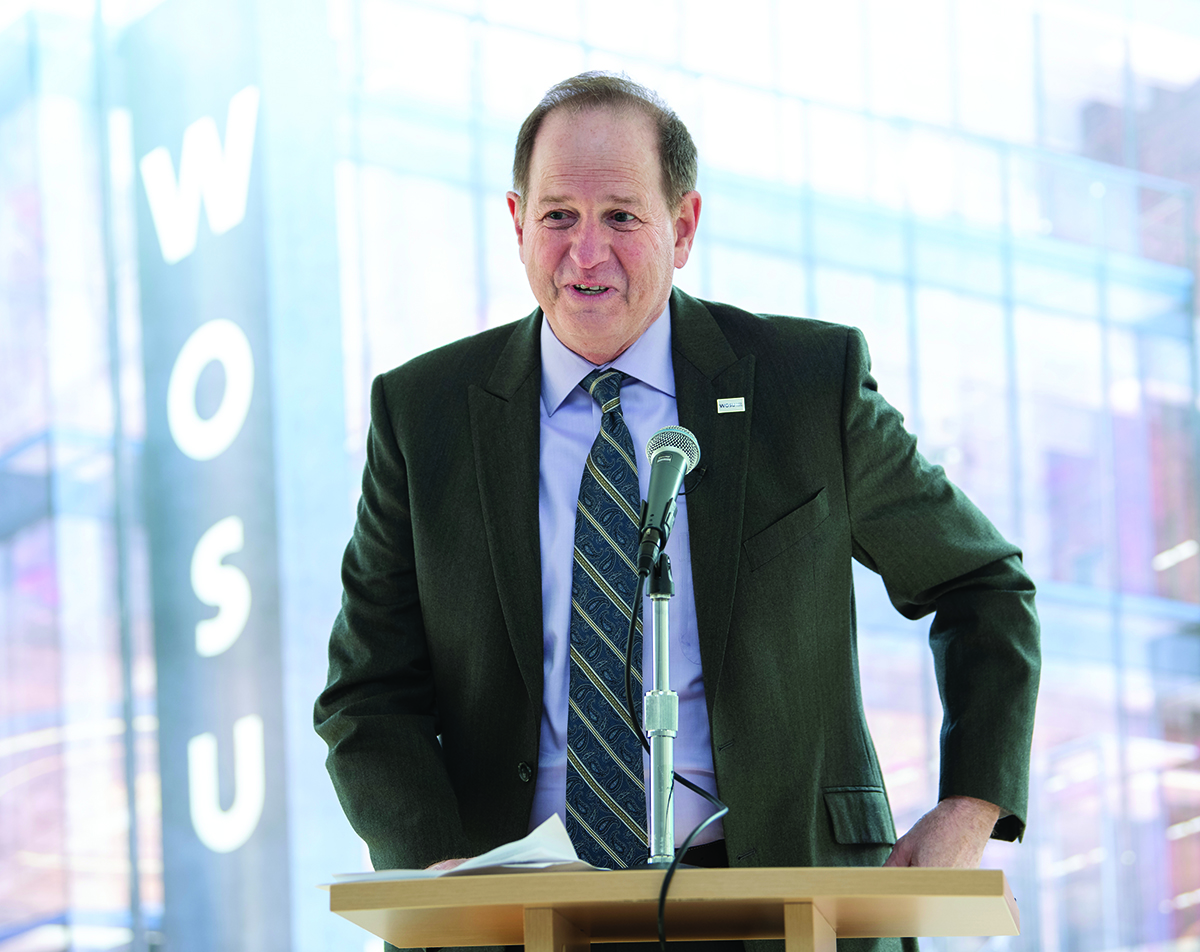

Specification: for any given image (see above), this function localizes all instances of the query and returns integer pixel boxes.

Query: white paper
[328,814,603,884]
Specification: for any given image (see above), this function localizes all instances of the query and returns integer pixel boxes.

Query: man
[315,72,1040,948]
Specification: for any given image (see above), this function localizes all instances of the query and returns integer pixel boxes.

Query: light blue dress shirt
[533,305,724,847]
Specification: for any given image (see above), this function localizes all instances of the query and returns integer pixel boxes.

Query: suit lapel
[467,295,753,713]
[670,289,754,706]
[469,313,544,710]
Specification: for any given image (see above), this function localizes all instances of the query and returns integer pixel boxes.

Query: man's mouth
[572,285,610,295]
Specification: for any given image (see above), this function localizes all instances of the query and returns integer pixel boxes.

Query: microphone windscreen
[646,425,700,473]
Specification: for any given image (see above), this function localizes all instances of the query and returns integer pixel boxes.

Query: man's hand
[426,857,469,871]
[883,795,1001,868]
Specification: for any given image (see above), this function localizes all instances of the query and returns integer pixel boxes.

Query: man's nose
[569,220,610,270]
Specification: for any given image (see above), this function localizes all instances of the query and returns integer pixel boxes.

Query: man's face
[507,107,700,365]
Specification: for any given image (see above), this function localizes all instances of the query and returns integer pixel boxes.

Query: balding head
[512,72,698,216]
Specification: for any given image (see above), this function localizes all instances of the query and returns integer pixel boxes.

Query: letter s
[191,516,251,657]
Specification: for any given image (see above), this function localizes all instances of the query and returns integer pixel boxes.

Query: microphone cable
[624,579,729,952]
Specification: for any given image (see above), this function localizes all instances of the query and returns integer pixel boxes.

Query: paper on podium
[330,814,602,883]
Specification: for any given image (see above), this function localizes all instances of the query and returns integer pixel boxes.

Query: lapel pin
[717,397,745,414]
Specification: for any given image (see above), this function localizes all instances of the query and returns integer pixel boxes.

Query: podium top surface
[329,867,1020,946]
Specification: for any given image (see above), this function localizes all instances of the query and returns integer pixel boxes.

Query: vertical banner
[121,2,291,949]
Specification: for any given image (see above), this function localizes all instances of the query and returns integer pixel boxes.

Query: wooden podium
[329,867,1019,952]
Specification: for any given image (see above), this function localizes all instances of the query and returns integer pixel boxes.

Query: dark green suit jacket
[315,289,1040,950]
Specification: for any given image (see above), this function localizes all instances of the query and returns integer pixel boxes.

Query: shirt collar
[540,302,675,415]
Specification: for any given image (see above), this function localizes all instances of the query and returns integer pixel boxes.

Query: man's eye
[611,212,636,223]
[545,211,569,221]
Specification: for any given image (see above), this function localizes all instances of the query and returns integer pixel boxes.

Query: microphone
[637,426,701,575]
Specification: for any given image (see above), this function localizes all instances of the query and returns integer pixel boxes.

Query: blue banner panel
[121,2,291,949]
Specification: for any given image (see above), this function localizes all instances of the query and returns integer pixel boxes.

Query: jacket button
[517,762,533,783]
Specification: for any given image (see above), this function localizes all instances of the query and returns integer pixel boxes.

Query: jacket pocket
[823,786,896,845]
[743,488,830,571]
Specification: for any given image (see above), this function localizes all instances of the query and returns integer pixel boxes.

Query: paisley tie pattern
[565,369,647,868]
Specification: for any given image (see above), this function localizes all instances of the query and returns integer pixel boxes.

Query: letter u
[187,714,265,853]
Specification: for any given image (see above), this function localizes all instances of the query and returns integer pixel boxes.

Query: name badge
[717,397,745,414]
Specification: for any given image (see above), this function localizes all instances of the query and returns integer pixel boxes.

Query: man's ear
[506,191,525,264]
[673,190,702,269]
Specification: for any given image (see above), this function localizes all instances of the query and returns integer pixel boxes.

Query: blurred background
[1,0,1199,950]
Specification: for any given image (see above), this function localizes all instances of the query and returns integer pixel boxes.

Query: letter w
[139,85,260,264]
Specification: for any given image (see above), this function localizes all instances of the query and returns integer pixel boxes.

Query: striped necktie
[565,368,647,868]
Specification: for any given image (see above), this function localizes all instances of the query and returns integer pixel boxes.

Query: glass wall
[1,0,1199,950]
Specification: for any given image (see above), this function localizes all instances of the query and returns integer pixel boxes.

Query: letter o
[167,319,255,461]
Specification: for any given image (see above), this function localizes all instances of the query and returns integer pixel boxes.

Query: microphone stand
[644,552,678,867]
